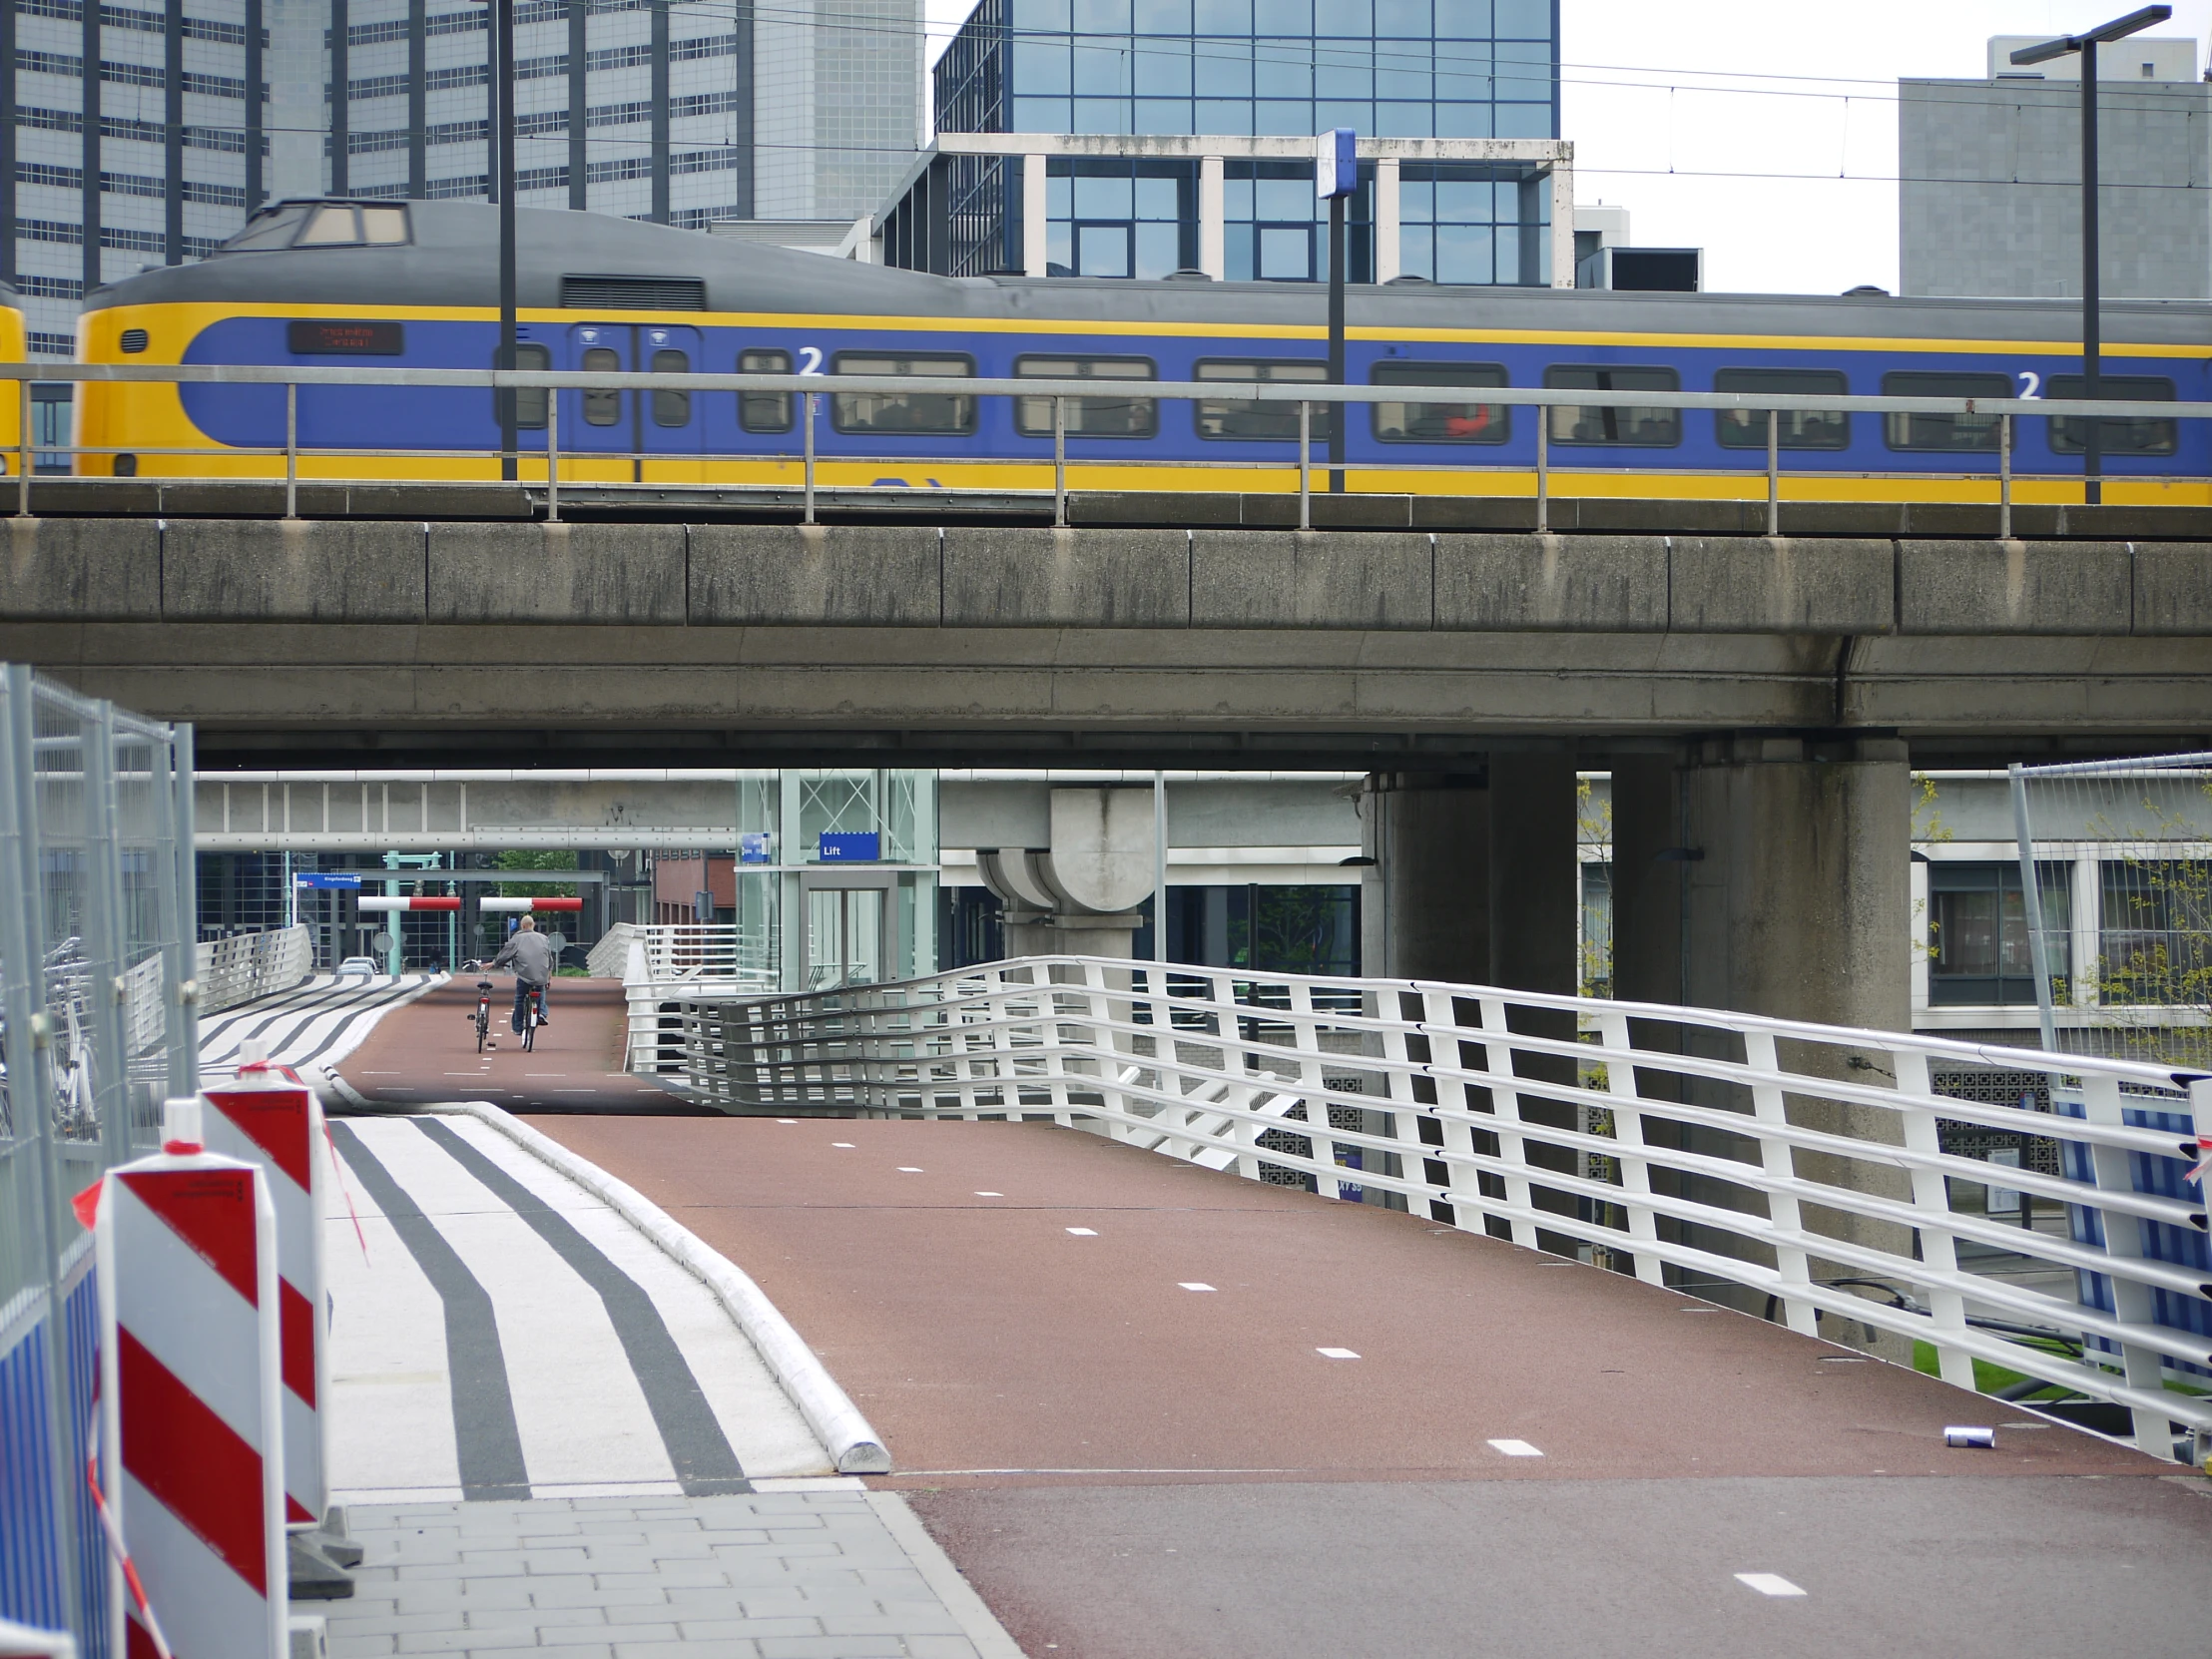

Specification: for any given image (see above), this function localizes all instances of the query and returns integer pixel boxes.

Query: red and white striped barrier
[202,1039,326,1529]
[93,1097,285,1659]
[482,896,582,913]
[352,895,459,912]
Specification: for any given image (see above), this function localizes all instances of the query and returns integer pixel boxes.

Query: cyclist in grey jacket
[489,915,556,1034]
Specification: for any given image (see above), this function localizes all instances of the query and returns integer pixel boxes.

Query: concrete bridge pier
[1613,734,1917,1350]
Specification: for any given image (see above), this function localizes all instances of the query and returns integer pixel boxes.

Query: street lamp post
[2010,5,2170,508]
[484,0,519,481]
[1317,127,1356,496]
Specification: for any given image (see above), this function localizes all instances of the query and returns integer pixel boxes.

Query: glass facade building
[882,0,1561,283]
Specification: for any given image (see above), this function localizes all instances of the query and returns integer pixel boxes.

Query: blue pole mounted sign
[293,873,361,889]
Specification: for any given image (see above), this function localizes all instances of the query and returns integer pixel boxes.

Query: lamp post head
[2010,4,2171,64]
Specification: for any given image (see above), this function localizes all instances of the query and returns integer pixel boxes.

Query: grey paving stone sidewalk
[322,1488,1018,1659]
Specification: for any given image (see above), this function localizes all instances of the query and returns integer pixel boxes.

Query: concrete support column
[1198,153,1227,280]
[1022,153,1049,277]
[1547,154,1575,288]
[1680,733,1915,1351]
[1360,772,1489,985]
[1607,753,1684,1010]
[1374,156,1400,282]
[1486,753,1578,998]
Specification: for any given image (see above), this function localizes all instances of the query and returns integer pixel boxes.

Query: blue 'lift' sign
[818,832,880,862]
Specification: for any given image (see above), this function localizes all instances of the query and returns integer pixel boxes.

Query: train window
[359,207,408,245]
[1194,359,1332,441]
[221,206,307,253]
[512,343,550,430]
[1712,368,1849,450]
[1371,360,1509,444]
[1543,365,1680,446]
[2044,374,2177,456]
[739,349,793,433]
[830,353,976,435]
[650,348,691,427]
[1880,371,2010,450]
[581,346,622,425]
[1013,356,1157,438]
[294,206,363,247]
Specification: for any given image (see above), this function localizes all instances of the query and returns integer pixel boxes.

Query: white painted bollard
[202,1037,327,1527]
[94,1097,286,1659]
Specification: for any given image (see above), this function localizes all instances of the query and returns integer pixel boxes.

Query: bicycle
[472,976,494,1054]
[520,981,545,1052]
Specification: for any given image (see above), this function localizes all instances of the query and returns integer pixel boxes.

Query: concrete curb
[436,1099,893,1476]
[864,1491,1027,1659]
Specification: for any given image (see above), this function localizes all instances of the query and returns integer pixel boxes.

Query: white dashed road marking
[975,1191,1003,1197]
[1066,1227,1098,1236]
[897,1167,924,1173]
[1735,1574,1806,1598]
[1486,1439,1543,1457]
[1179,1283,1216,1292]
[1316,1348,1360,1360]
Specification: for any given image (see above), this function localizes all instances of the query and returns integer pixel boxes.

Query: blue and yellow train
[71,197,2212,504]
[0,281,26,468]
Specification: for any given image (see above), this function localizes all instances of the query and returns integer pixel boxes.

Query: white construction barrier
[93,1099,285,1659]
[202,1040,327,1528]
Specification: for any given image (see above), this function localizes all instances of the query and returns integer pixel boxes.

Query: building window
[1881,370,2011,452]
[1194,358,1330,440]
[1929,860,2068,1006]
[1396,164,1546,285]
[1371,359,1508,443]
[740,349,794,433]
[1224,160,1369,281]
[1543,365,1680,447]
[2045,374,2177,456]
[1014,356,1158,437]
[1712,367,1849,450]
[2098,857,2210,1006]
[1146,883,1361,976]
[831,354,977,435]
[1046,159,1196,278]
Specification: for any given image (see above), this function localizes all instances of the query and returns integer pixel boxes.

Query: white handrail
[671,955,2212,1462]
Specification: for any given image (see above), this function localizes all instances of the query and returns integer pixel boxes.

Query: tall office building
[0,0,924,354]
[879,0,1564,284]
[1900,34,2209,300]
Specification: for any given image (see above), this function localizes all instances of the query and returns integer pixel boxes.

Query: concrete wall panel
[2130,543,2212,635]
[1898,539,2132,635]
[427,524,685,624]
[0,515,161,620]
[1191,531,1432,629]
[164,519,424,622]
[943,528,1188,626]
[691,525,940,625]
[1670,538,1893,634]
[1435,533,1667,631]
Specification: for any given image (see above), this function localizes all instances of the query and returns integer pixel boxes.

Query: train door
[562,322,703,482]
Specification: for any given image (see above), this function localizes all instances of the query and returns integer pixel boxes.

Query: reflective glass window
[740,348,793,433]
[831,353,976,435]
[650,348,691,427]
[359,207,409,244]
[581,345,621,426]
[1015,355,1158,437]
[1543,364,1680,446]
[1712,367,1849,450]
[295,206,361,246]
[2045,374,2177,456]
[1881,370,2011,451]
[1195,358,1331,440]
[513,342,550,429]
[1371,359,1509,443]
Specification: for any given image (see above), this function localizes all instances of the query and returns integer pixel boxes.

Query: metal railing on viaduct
[662,953,2212,1463]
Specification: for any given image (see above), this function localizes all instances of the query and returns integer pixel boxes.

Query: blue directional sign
[818,831,880,862]
[1317,127,1357,200]
[739,831,773,864]
[293,872,362,888]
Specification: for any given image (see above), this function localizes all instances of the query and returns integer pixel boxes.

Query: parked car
[334,955,382,975]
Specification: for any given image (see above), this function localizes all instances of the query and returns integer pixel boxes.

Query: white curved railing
[592,921,779,1071]
[675,955,2212,1462]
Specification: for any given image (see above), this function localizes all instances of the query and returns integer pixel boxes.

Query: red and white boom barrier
[201,1040,326,1529]
[354,894,581,912]
[94,1098,285,1659]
